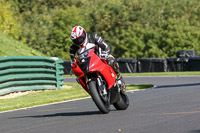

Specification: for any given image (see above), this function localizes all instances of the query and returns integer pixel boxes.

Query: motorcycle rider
[70,25,125,91]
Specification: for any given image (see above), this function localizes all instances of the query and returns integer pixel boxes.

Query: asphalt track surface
[1,76,200,133]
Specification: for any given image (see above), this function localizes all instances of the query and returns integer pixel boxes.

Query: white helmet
[70,26,87,47]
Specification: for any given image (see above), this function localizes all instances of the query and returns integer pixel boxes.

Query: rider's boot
[116,73,126,93]
[113,63,126,92]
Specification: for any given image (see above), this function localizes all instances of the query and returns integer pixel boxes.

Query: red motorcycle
[72,48,129,114]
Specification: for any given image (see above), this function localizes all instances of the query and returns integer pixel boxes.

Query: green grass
[0,83,151,112]
[0,32,45,57]
[121,72,200,76]
[64,71,200,78]
[126,84,153,90]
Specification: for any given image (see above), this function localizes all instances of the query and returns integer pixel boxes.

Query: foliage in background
[48,5,90,59]
[0,0,21,39]
[1,0,200,59]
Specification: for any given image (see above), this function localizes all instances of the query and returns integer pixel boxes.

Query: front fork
[86,74,109,103]
[97,77,107,96]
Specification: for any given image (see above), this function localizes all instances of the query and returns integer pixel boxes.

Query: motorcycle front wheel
[88,80,110,114]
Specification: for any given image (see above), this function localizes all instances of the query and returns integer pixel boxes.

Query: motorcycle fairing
[72,49,116,94]
[72,62,84,78]
[77,57,91,74]
[87,50,116,89]
[72,63,90,94]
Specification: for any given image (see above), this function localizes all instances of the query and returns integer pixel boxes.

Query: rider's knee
[107,58,119,70]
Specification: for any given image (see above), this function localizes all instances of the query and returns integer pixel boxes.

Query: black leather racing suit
[70,34,120,77]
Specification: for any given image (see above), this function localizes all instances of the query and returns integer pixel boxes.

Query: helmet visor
[72,31,86,46]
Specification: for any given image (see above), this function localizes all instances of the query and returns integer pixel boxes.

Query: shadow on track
[156,83,200,89]
[11,111,102,119]
[189,130,200,133]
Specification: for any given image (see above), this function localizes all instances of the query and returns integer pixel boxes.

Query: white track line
[0,97,91,114]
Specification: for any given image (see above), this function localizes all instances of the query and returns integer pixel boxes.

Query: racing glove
[101,51,109,59]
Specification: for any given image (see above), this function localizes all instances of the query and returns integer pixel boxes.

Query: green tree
[0,0,21,39]
[5,0,200,59]
[48,5,90,59]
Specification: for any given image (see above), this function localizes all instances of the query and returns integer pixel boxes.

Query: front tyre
[88,80,110,114]
[113,91,129,110]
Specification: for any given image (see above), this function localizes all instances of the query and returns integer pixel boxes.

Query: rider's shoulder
[88,33,98,38]
[88,33,101,41]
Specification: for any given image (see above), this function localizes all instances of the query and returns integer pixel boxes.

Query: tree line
[0,0,200,60]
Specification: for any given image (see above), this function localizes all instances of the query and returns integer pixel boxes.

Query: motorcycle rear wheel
[113,91,129,110]
[88,80,110,114]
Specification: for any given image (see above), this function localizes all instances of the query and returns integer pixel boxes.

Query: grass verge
[0,83,152,112]
[121,71,200,76]
[0,32,45,57]
[64,71,200,77]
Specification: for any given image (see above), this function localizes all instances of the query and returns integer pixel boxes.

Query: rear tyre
[88,80,110,114]
[113,91,129,110]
